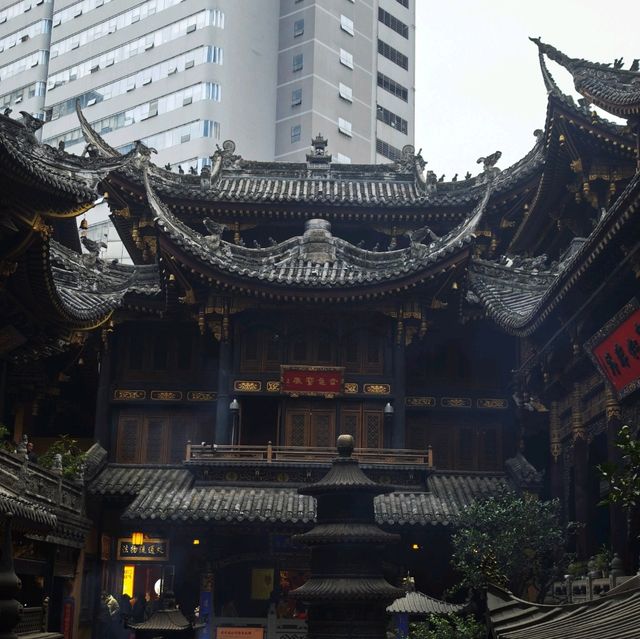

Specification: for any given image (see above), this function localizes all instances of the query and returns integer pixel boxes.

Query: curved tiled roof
[0,112,130,204]
[148,171,493,294]
[47,240,160,324]
[469,172,640,336]
[90,464,511,527]
[532,39,640,117]
[487,579,640,639]
[0,486,57,531]
[387,590,464,615]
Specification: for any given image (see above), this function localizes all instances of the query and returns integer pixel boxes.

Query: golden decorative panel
[187,391,216,402]
[363,383,390,395]
[266,381,281,392]
[406,396,436,407]
[113,390,146,401]
[150,390,183,401]
[234,380,262,392]
[477,398,509,410]
[344,382,359,394]
[440,397,472,408]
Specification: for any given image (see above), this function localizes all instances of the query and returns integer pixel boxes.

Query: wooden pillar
[549,401,564,504]
[215,313,233,444]
[391,317,406,449]
[95,331,113,448]
[605,387,627,564]
[572,383,589,559]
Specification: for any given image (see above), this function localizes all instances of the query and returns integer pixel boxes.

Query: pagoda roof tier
[89,463,512,528]
[0,111,132,209]
[291,577,403,601]
[531,38,640,118]
[148,170,493,298]
[469,171,640,336]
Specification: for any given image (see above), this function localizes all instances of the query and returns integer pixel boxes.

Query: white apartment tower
[0,0,415,168]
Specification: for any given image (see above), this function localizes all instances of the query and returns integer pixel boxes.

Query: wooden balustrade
[186,442,433,466]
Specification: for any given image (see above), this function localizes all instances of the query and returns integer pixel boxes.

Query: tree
[40,434,86,479]
[409,614,485,639]
[598,424,640,551]
[450,490,565,601]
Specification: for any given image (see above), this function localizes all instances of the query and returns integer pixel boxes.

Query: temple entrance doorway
[239,397,279,446]
[284,400,335,447]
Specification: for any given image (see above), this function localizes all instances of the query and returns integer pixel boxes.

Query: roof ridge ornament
[209,140,242,184]
[400,145,434,195]
[306,133,332,164]
[75,100,120,158]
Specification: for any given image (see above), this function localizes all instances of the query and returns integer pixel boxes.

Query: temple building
[0,39,639,639]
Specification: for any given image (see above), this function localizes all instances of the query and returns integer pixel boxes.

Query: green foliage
[39,434,86,479]
[598,424,640,513]
[450,490,564,600]
[409,614,485,639]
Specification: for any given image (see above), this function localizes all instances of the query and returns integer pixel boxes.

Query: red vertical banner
[586,299,640,398]
[280,366,344,397]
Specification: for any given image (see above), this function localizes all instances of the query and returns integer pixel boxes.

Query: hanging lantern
[131,532,144,545]
[79,218,88,230]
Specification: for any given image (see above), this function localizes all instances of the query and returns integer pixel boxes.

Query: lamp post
[384,402,394,449]
[229,398,240,446]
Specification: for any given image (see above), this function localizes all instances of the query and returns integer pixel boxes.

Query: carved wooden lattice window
[145,418,166,463]
[341,413,358,440]
[312,413,331,448]
[290,414,306,447]
[117,417,141,463]
[364,412,382,448]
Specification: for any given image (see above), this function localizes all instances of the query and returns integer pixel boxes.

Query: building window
[378,7,408,38]
[339,48,353,69]
[335,153,351,164]
[291,124,301,143]
[395,0,409,7]
[377,72,408,102]
[376,138,403,161]
[376,105,408,134]
[378,39,408,70]
[338,82,352,102]
[340,14,354,36]
[291,87,302,106]
[338,117,352,137]
[293,53,303,71]
[294,18,304,37]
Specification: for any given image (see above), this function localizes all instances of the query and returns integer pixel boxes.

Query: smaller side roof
[0,486,57,531]
[487,578,640,639]
[387,590,464,615]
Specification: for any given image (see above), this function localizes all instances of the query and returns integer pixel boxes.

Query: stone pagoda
[291,435,404,639]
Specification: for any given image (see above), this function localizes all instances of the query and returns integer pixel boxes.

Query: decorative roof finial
[307,134,332,164]
[336,433,354,457]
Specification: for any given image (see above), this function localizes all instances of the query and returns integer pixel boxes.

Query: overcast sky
[414,0,640,179]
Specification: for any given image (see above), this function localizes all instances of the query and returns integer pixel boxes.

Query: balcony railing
[186,442,433,467]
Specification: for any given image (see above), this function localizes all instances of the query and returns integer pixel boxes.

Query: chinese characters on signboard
[280,366,344,397]
[586,299,640,399]
[116,538,169,562]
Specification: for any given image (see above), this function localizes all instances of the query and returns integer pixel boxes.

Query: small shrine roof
[487,576,640,639]
[128,608,193,632]
[89,464,512,527]
[387,590,465,615]
[532,39,640,118]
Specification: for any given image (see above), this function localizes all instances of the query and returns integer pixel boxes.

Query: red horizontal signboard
[586,299,640,399]
[281,365,344,397]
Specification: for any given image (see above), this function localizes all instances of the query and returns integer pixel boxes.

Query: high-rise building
[275,0,415,164]
[0,0,415,168]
